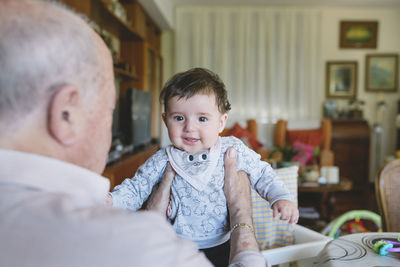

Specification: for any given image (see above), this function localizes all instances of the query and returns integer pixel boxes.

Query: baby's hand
[271,200,299,224]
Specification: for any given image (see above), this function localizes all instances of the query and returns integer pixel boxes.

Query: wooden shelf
[60,0,162,153]
[94,0,143,41]
[114,67,138,80]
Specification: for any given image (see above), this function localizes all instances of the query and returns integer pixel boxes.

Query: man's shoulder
[56,204,175,239]
[56,207,206,266]
[0,193,206,266]
[3,192,173,239]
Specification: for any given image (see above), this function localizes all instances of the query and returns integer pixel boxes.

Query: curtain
[175,7,323,128]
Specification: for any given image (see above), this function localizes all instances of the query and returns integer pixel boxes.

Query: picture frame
[326,61,358,98]
[340,21,378,49]
[365,54,398,92]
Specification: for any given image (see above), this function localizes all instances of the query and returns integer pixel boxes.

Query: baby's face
[162,93,227,154]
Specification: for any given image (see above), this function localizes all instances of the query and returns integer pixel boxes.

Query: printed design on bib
[167,138,221,191]
[182,152,210,176]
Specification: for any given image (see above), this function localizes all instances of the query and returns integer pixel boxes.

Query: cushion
[287,129,322,147]
[292,141,317,167]
[251,165,298,250]
[230,123,263,150]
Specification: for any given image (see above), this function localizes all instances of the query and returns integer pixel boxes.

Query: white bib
[166,139,221,191]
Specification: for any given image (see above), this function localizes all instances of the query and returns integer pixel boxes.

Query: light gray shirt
[112,136,292,249]
[0,149,267,267]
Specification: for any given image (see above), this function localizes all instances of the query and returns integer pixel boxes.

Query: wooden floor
[298,183,379,232]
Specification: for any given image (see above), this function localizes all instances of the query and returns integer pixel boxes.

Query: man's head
[0,0,116,173]
[160,68,231,154]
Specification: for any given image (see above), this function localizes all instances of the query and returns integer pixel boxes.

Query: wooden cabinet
[331,120,370,192]
[60,0,162,143]
[103,145,159,190]
[60,1,163,188]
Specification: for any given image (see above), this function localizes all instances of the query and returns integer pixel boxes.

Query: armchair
[220,119,269,160]
[274,119,334,167]
[221,119,334,166]
[375,159,400,232]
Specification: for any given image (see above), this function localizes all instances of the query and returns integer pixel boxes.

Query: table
[299,178,353,221]
[314,232,400,266]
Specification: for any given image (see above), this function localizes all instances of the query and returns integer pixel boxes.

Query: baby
[111,68,298,266]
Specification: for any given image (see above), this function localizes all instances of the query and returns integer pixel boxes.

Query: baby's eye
[174,116,184,121]
[199,117,207,122]
[198,154,207,161]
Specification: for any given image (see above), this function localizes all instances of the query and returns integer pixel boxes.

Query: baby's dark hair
[160,68,231,114]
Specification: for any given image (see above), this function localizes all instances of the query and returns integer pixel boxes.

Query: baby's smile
[183,137,200,145]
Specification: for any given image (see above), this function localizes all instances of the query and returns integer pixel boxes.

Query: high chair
[251,165,331,266]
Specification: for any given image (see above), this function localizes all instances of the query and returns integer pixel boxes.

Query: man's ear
[218,113,228,133]
[48,84,81,146]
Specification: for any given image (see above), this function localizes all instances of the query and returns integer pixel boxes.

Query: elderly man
[0,0,266,266]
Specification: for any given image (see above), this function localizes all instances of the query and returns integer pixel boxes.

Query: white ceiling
[139,0,400,30]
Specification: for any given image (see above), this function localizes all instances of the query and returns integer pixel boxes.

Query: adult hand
[223,148,252,216]
[145,163,175,217]
[223,147,261,263]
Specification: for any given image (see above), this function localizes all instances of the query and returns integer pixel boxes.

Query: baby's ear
[218,113,228,133]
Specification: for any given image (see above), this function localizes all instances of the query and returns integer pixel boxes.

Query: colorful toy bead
[379,243,393,256]
[374,238,400,256]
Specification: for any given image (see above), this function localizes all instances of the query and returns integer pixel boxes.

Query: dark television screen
[126,88,152,147]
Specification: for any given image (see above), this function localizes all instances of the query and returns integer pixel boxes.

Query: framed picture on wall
[326,61,358,98]
[366,54,398,92]
[340,21,378,49]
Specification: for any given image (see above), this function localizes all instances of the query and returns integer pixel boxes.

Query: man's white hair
[0,0,104,130]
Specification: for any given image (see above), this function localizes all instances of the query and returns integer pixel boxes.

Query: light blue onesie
[111,136,292,249]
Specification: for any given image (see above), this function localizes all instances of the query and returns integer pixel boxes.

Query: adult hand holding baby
[224,147,265,266]
[145,163,175,215]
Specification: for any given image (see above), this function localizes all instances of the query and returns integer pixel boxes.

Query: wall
[321,7,400,181]
[160,6,400,175]
[160,30,175,147]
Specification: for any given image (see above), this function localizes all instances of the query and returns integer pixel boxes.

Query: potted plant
[268,144,299,168]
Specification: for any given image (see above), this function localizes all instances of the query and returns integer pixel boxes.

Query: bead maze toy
[321,210,382,238]
[373,237,400,256]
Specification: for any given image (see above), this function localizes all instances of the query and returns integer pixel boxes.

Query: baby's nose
[184,120,195,131]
